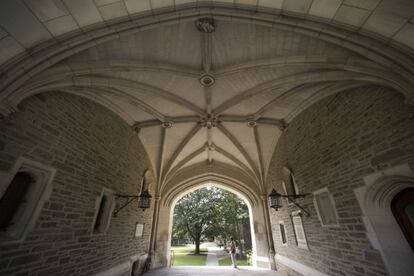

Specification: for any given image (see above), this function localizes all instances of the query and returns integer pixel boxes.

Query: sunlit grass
[171,245,208,266]
[173,254,207,266]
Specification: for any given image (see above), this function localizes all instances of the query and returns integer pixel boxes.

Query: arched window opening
[278,221,287,245]
[282,167,298,201]
[391,188,414,252]
[0,172,35,231]
[94,195,107,232]
[0,158,56,243]
[92,188,115,234]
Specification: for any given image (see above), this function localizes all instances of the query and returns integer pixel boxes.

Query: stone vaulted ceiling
[1,1,414,196]
[1,0,414,68]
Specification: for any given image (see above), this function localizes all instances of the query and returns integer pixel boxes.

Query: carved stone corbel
[131,123,141,134]
[195,18,215,33]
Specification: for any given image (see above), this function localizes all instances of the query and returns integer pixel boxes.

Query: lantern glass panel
[269,197,282,210]
[268,189,283,210]
[138,197,149,209]
[138,190,152,210]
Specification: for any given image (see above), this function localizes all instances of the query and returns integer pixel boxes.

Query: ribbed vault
[1,6,414,199]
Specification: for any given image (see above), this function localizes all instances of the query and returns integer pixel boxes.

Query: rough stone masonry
[0,93,153,276]
[268,86,414,276]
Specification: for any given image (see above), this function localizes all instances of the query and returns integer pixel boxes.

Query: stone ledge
[275,254,328,276]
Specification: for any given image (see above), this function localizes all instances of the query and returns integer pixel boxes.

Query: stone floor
[143,266,282,276]
[145,243,281,275]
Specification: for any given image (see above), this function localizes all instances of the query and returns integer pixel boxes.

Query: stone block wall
[0,93,153,276]
[268,86,414,276]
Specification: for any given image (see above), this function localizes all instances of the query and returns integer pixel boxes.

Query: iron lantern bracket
[280,193,311,217]
[113,194,138,217]
[268,188,311,217]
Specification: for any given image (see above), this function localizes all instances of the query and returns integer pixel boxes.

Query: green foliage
[172,187,251,255]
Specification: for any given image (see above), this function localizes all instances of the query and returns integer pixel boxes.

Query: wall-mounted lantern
[268,189,283,211]
[113,169,152,217]
[268,188,310,217]
[137,189,152,211]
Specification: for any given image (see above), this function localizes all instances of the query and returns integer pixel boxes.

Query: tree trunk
[195,239,201,255]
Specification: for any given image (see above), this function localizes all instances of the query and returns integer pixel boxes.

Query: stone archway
[355,164,414,276]
[151,174,274,270]
[169,183,258,266]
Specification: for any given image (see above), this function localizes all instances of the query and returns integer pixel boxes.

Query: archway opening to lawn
[170,185,255,267]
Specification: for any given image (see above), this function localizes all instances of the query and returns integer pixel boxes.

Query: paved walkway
[204,242,225,266]
[143,266,282,276]
[145,243,281,276]
[206,250,219,266]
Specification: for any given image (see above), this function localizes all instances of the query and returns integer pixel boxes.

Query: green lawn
[171,245,208,266]
[173,254,207,266]
[218,257,251,266]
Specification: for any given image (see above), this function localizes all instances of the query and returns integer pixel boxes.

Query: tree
[173,187,222,254]
[172,187,251,255]
[215,192,251,256]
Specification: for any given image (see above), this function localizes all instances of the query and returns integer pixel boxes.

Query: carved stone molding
[198,113,220,129]
[205,144,216,152]
[364,175,414,211]
[199,73,215,87]
[354,164,414,275]
[161,121,173,129]
[195,18,215,33]
[247,120,257,128]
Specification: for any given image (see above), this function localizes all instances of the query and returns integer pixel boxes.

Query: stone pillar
[148,196,160,269]
[260,195,277,270]
[250,199,274,269]
[151,203,172,268]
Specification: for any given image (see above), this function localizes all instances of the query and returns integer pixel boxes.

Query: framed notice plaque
[291,211,309,250]
[135,223,144,238]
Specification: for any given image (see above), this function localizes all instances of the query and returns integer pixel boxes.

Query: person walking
[229,237,237,268]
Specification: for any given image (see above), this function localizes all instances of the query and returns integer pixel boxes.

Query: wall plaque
[291,211,309,250]
[135,223,144,238]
